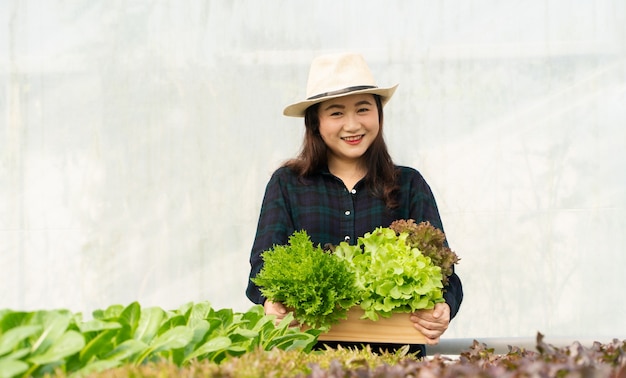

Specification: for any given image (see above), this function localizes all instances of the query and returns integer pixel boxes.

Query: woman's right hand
[263,300,298,326]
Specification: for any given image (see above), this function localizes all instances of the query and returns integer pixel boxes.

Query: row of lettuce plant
[0,301,320,378]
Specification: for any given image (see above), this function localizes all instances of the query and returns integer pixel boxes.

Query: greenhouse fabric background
[1,0,625,342]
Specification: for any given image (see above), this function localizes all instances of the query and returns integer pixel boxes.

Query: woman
[246,52,463,355]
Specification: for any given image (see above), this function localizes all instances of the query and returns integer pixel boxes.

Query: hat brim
[283,84,398,117]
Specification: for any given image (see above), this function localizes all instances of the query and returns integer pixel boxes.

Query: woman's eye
[357,107,370,113]
[330,111,342,116]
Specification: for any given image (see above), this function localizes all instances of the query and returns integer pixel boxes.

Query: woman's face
[317,93,380,166]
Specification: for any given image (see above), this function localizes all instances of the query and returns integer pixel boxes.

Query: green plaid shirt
[246,165,463,319]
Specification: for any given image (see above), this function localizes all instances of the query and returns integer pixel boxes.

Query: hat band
[307,85,377,100]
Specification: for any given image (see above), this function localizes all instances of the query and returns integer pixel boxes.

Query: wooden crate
[316,307,427,344]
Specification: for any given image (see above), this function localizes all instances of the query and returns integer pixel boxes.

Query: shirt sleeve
[246,168,295,304]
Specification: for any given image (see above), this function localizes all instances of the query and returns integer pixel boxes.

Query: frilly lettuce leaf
[334,227,444,321]
[252,231,362,330]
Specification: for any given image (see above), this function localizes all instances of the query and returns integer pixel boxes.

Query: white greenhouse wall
[1,0,625,342]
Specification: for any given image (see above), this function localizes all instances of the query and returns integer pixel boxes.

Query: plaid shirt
[246,165,463,319]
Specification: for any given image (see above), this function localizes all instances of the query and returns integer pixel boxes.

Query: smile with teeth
[341,135,364,142]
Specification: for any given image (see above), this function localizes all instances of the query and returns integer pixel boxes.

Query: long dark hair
[284,94,399,208]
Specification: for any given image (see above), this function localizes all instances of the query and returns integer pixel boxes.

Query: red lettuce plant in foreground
[305,333,626,377]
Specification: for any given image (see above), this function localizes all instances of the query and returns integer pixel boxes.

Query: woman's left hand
[409,302,451,345]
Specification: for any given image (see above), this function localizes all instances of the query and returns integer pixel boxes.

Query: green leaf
[183,336,231,362]
[157,314,186,334]
[79,329,118,363]
[0,325,41,356]
[230,328,258,339]
[134,307,165,344]
[133,325,194,365]
[0,312,29,333]
[76,319,121,334]
[118,302,141,338]
[248,311,274,333]
[212,308,235,329]
[186,319,210,347]
[264,332,317,351]
[174,302,193,318]
[2,347,30,361]
[92,304,124,321]
[187,302,212,322]
[0,359,29,378]
[103,339,147,362]
[150,326,193,353]
[28,311,72,355]
[68,359,121,377]
[28,330,85,365]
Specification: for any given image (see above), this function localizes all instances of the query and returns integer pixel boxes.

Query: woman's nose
[343,114,360,131]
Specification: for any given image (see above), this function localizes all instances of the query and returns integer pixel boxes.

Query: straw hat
[283,52,398,117]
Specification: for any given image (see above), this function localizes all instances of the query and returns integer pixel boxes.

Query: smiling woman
[246,52,463,356]
[317,94,381,190]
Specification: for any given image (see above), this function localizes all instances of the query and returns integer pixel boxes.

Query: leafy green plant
[334,226,444,321]
[0,302,318,377]
[252,231,362,330]
[389,219,460,286]
[0,309,85,377]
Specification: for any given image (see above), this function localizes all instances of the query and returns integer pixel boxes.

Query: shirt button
[344,210,351,216]
[351,189,356,194]
[344,235,351,242]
